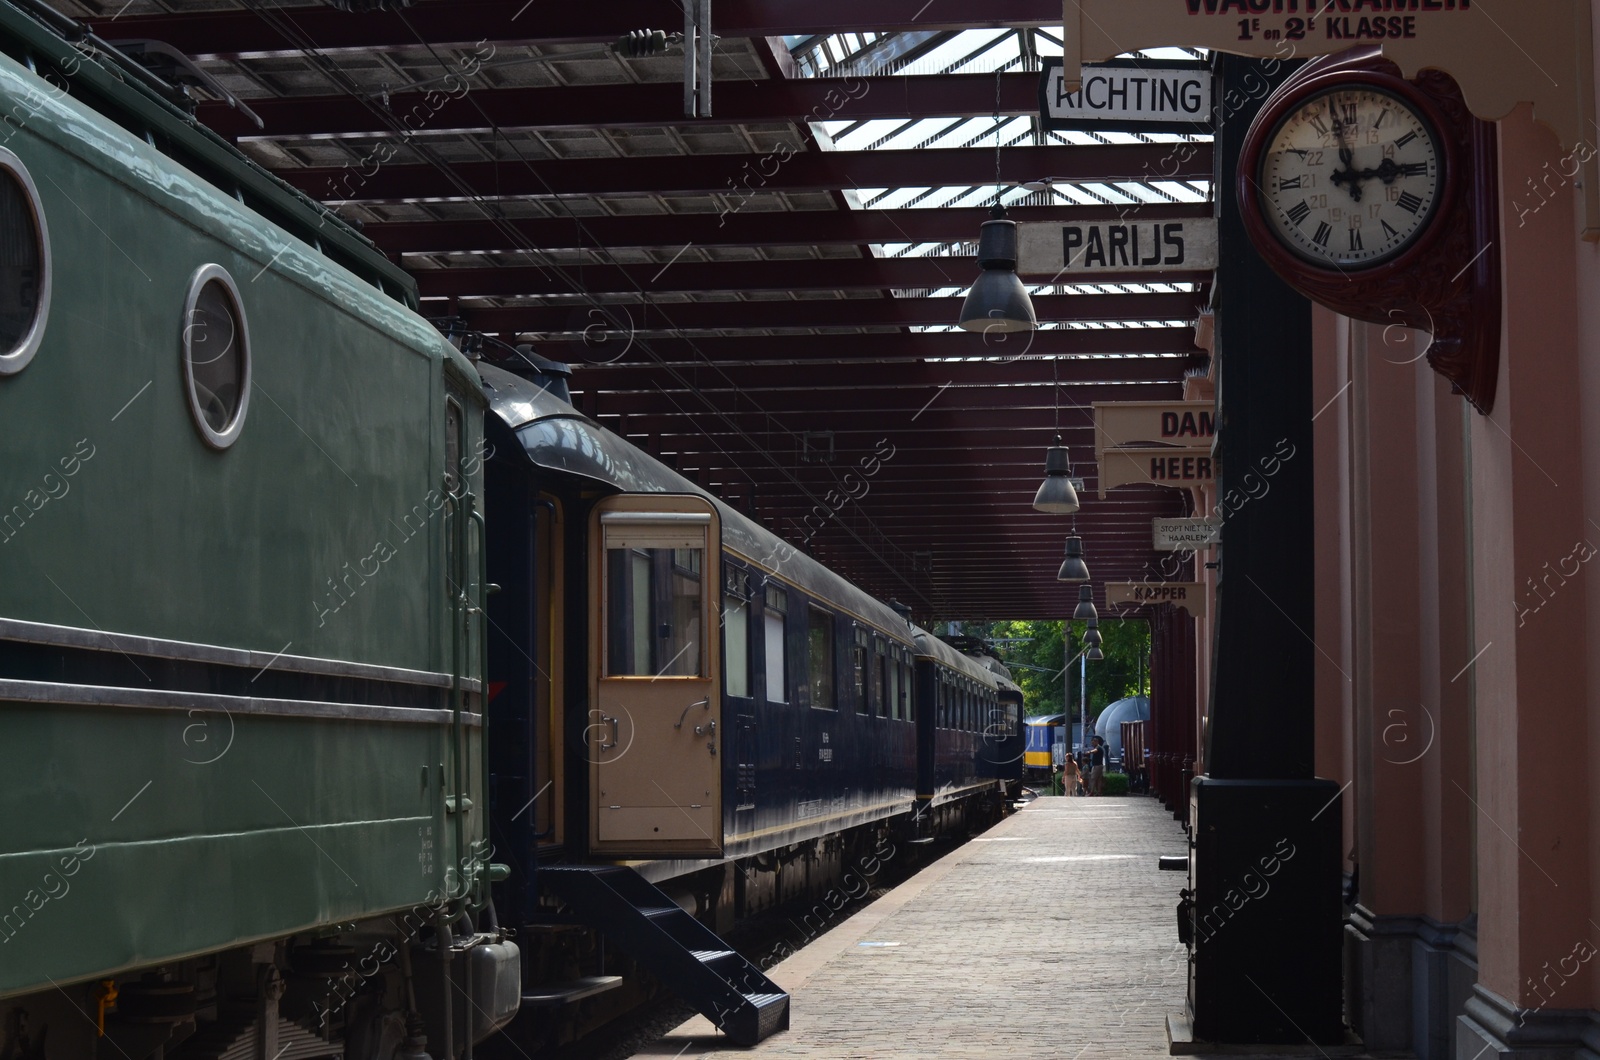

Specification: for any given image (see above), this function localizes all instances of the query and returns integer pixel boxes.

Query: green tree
[955,618,1149,724]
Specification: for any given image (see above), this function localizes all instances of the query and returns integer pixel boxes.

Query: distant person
[1087,736,1106,796]
[1061,753,1082,797]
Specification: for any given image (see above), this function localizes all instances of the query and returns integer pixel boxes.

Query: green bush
[1103,772,1129,796]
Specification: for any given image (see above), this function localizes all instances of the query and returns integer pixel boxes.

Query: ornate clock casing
[1237,46,1501,413]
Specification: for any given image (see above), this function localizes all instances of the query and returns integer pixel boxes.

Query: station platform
[632,795,1192,1059]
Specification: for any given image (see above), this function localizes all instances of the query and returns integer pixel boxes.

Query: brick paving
[632,794,1193,1059]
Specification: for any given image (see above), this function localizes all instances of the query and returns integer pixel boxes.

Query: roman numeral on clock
[1395,131,1417,148]
[1313,222,1332,247]
[1349,229,1363,251]
[1399,162,1428,177]
[1278,176,1302,191]
[1382,219,1401,240]
[1396,191,1424,214]
[1286,200,1311,225]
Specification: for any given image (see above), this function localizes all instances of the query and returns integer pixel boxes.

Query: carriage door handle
[674,698,710,729]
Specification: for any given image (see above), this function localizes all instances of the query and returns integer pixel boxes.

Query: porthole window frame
[180,263,252,450]
[0,147,52,377]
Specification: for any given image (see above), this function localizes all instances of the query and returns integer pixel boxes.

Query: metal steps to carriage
[537,865,790,1045]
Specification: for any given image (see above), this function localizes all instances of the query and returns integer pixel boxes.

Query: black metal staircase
[537,866,790,1045]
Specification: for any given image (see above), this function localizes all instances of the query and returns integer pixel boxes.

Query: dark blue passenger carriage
[478,363,923,901]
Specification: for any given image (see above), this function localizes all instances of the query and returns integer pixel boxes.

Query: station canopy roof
[73,0,1214,622]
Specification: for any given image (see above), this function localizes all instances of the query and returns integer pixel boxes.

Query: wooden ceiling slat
[281,144,1212,200]
[592,384,1184,415]
[203,73,1052,139]
[571,356,1195,390]
[420,258,1211,297]
[467,292,1196,334]
[540,328,1200,363]
[94,1,1064,59]
[368,204,1209,254]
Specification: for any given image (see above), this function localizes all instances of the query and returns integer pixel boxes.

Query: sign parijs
[1037,58,1213,133]
[1018,218,1217,276]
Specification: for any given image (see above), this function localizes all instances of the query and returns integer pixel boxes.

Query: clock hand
[1352,157,1427,184]
[1329,104,1364,202]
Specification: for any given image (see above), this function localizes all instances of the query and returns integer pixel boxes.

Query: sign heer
[1093,401,1219,496]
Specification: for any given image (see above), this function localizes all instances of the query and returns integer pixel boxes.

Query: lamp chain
[1053,351,1060,444]
[993,64,1002,209]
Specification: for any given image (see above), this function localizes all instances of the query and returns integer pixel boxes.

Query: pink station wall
[1301,65,1600,1014]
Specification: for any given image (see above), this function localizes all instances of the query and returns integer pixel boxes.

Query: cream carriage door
[590,497,722,856]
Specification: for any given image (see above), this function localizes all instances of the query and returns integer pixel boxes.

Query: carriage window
[997,700,1017,737]
[605,546,703,677]
[724,593,750,698]
[0,151,47,377]
[874,638,888,717]
[764,584,788,704]
[937,678,947,728]
[724,566,751,698]
[900,657,913,722]
[887,652,899,720]
[853,627,869,715]
[181,264,251,449]
[808,606,835,710]
[444,398,462,495]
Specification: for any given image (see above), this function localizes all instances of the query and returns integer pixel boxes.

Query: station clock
[1237,46,1501,413]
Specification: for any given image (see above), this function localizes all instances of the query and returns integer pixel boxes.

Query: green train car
[0,3,516,1057]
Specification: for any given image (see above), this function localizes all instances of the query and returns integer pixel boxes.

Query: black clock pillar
[1185,53,1344,1045]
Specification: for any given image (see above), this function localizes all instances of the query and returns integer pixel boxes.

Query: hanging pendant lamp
[958,205,1036,334]
[1083,621,1103,648]
[1057,535,1090,583]
[1072,584,1098,622]
[1086,644,1105,661]
[960,81,1034,336]
[1032,444,1080,514]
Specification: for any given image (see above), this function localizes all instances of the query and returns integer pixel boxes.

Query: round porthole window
[0,148,51,376]
[181,264,251,449]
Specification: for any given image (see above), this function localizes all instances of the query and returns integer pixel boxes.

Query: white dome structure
[1093,695,1151,768]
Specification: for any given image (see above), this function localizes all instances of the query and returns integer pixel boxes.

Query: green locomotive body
[0,4,506,1055]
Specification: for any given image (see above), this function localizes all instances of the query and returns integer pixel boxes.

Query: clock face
[1257,86,1444,269]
